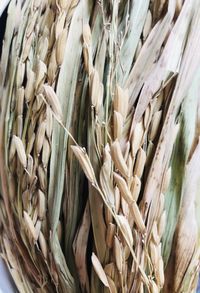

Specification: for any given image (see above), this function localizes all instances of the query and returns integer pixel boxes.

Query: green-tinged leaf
[117,0,150,85]
[50,234,75,292]
[163,68,200,264]
[48,0,93,233]
[64,76,88,280]
[141,2,200,227]
[164,140,200,292]
[48,0,93,291]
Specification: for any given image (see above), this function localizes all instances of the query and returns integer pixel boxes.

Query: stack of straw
[0,0,200,292]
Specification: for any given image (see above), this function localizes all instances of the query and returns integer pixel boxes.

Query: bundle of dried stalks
[0,0,200,292]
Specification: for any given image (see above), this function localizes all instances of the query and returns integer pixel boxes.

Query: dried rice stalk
[0,0,200,292]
